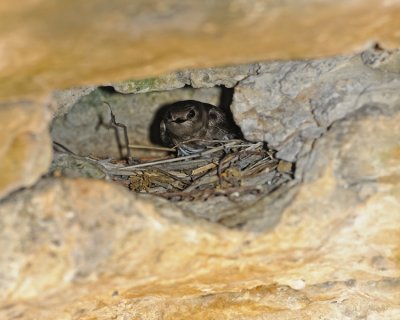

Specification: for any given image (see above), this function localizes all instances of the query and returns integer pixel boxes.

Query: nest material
[51,104,293,203]
[52,140,293,202]
[128,141,291,201]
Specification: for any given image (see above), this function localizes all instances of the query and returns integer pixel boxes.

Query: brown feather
[160,100,238,155]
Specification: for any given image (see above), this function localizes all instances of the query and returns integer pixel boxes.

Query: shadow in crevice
[98,86,118,95]
[148,102,173,145]
[219,86,243,138]
[218,85,234,111]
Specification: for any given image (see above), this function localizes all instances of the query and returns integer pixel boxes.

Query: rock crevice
[0,47,399,319]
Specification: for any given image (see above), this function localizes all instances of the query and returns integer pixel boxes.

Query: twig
[173,138,244,149]
[103,101,131,161]
[53,141,76,154]
[128,145,175,152]
[119,141,240,170]
[52,136,288,203]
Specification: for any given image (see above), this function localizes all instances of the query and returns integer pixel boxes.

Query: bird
[159,100,239,156]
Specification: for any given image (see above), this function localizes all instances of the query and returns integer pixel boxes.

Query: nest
[51,103,293,204]
[52,140,293,204]
[118,141,292,200]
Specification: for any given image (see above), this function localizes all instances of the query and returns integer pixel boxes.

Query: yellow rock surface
[1,0,400,99]
[0,99,52,198]
[0,1,399,319]
[0,106,399,319]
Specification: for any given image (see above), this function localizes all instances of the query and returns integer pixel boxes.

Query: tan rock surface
[1,0,400,99]
[0,99,52,199]
[0,1,399,318]
[0,103,399,319]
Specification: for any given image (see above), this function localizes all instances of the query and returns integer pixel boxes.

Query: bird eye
[209,109,218,120]
[209,112,217,120]
[187,110,195,119]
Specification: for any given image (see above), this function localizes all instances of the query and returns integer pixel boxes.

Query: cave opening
[50,80,296,227]
[49,46,398,229]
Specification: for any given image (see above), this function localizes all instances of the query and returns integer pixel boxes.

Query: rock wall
[1,0,400,99]
[1,47,399,319]
[0,99,52,199]
[0,1,400,319]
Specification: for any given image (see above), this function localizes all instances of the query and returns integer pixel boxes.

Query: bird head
[163,100,207,138]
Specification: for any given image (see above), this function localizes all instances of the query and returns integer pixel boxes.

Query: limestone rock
[111,64,259,95]
[0,1,399,317]
[111,73,188,95]
[232,48,400,162]
[2,0,400,99]
[188,64,261,89]
[0,99,399,319]
[0,99,52,199]
[49,87,97,117]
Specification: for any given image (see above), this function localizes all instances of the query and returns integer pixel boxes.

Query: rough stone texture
[232,48,400,162]
[0,99,52,199]
[111,64,259,95]
[0,100,399,319]
[0,47,395,318]
[51,48,400,161]
[48,48,400,227]
[48,64,258,121]
[51,86,220,158]
[0,1,400,316]
[1,0,400,99]
[49,87,97,117]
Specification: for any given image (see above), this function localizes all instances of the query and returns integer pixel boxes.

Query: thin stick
[53,141,76,154]
[103,101,131,160]
[128,145,175,152]
[120,142,239,170]
[120,154,201,169]
[173,138,244,149]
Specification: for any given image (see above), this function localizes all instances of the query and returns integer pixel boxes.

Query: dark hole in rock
[50,82,295,228]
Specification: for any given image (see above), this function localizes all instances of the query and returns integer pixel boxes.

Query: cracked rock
[231,48,400,162]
